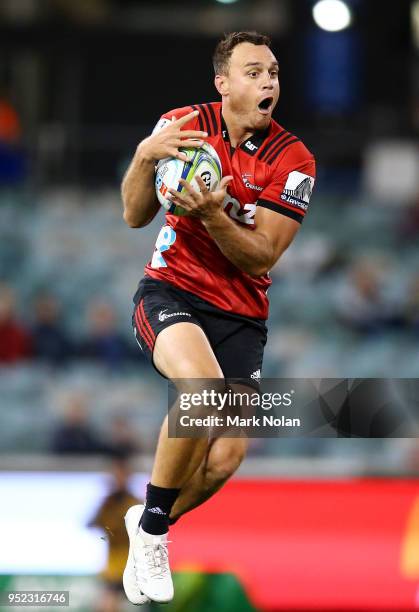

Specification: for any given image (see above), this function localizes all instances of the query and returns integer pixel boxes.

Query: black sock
[140,483,180,535]
[168,516,179,526]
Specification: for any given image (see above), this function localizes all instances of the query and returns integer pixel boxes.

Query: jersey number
[223,195,256,225]
[151,226,176,268]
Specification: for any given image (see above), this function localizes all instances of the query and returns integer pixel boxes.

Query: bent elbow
[241,259,269,277]
[123,210,142,228]
[248,265,270,278]
[250,245,289,277]
[248,255,280,277]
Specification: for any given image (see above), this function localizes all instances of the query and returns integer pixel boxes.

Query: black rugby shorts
[132,277,267,385]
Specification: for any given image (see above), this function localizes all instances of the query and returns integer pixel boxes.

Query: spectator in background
[0,283,32,363]
[50,393,104,454]
[88,457,143,612]
[105,415,141,459]
[403,275,419,335]
[31,292,73,366]
[81,300,131,369]
[335,258,401,335]
[0,90,20,142]
[398,192,419,243]
[0,87,26,184]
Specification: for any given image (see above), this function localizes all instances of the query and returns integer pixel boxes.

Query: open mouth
[258,97,274,113]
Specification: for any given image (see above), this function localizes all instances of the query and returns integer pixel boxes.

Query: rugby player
[121,31,315,604]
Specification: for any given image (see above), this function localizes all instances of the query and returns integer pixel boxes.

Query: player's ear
[214,74,228,96]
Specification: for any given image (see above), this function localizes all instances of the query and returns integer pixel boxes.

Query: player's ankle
[140,482,180,535]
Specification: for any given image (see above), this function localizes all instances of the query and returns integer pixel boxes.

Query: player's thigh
[154,321,224,379]
[132,278,223,380]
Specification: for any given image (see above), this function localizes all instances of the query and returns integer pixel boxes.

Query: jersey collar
[220,111,271,156]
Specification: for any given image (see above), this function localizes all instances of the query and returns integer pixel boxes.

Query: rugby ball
[155,142,222,215]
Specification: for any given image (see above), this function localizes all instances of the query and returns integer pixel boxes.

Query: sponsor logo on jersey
[242,174,263,192]
[280,171,314,210]
[245,140,258,152]
[158,309,192,322]
[280,194,308,210]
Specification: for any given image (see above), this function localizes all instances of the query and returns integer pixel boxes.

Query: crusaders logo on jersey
[242,173,263,192]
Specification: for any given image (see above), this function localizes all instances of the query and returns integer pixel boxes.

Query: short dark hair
[213,31,271,76]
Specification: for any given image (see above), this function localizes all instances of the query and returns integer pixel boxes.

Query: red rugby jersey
[144,102,315,320]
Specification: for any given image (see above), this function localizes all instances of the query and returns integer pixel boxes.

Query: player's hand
[167,174,234,221]
[137,110,208,163]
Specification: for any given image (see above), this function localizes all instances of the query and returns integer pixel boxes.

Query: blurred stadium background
[1,0,419,610]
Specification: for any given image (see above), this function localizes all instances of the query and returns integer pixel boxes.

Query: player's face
[218,43,280,130]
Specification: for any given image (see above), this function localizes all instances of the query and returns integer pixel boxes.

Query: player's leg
[131,279,226,522]
[170,434,248,522]
[141,322,226,539]
[168,314,266,522]
[125,317,225,604]
[148,321,224,491]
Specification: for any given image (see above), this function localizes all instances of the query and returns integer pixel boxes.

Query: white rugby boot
[123,505,150,605]
[124,504,174,604]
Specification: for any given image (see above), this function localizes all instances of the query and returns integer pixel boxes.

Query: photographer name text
[179,415,301,428]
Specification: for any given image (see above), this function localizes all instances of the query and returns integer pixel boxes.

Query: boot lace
[136,540,171,581]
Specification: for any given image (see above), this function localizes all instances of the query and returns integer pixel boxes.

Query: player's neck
[222,107,253,149]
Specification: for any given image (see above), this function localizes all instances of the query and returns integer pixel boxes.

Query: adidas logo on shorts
[250,369,261,381]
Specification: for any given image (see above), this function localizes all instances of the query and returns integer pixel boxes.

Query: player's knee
[170,357,223,380]
[205,441,247,488]
[177,375,226,398]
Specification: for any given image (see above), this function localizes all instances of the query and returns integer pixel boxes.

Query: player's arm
[203,199,299,276]
[168,159,315,276]
[121,110,207,228]
[121,151,160,228]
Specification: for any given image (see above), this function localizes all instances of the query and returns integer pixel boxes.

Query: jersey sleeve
[151,105,199,135]
[257,142,316,224]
